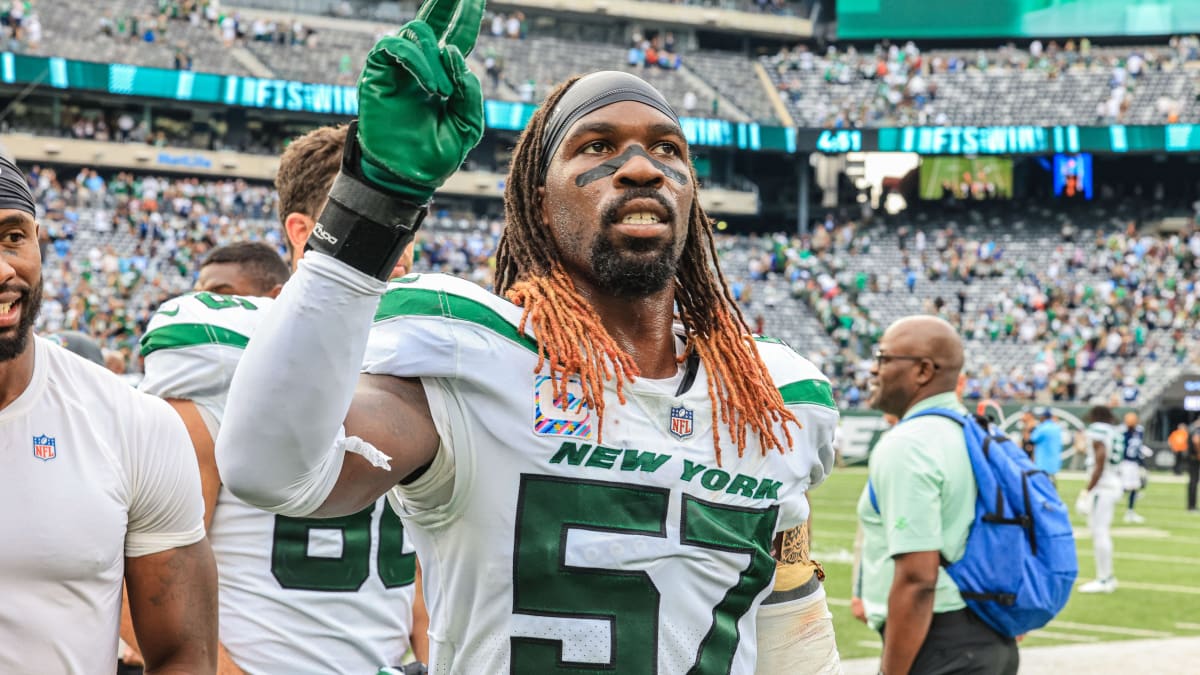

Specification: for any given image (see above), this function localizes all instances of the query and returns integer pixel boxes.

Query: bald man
[856,316,1018,675]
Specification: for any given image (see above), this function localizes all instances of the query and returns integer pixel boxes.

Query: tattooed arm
[771,493,822,587]
[124,540,218,674]
[775,520,813,565]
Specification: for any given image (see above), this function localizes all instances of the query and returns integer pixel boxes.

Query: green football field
[808,468,1200,660]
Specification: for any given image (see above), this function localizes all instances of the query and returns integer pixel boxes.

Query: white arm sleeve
[216,252,386,517]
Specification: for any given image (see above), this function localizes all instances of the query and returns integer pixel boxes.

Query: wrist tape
[307,122,428,281]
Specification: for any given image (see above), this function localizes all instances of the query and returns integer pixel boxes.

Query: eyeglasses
[873,350,940,369]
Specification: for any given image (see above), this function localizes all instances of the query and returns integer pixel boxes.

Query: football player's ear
[284,213,315,257]
[266,284,284,299]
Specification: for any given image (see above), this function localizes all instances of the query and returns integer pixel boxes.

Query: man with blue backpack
[858,316,1076,675]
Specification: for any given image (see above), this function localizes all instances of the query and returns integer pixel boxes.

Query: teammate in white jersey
[140,126,427,674]
[1078,405,1124,593]
[216,4,836,671]
[0,155,216,672]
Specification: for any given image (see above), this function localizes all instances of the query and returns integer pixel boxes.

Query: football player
[216,0,837,671]
[1119,411,1149,524]
[137,127,426,674]
[1078,405,1125,593]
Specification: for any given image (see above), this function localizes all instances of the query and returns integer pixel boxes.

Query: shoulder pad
[141,292,273,357]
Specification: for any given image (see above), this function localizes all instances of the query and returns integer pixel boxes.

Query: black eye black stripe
[575,145,689,187]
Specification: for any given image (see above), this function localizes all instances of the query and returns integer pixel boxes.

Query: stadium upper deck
[16,1,1200,128]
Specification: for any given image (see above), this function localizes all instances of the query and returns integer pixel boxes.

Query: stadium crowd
[14,0,1195,130]
[29,165,276,372]
[769,35,1200,128]
[736,209,1200,407]
[4,0,1194,137]
[25,165,1200,410]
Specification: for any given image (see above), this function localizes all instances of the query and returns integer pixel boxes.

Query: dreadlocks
[496,75,799,466]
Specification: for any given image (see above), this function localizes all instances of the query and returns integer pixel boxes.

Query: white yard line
[844,637,1200,675]
[1073,527,1200,544]
[1075,550,1200,565]
[1025,630,1101,643]
[1057,472,1188,485]
[1098,580,1200,595]
[811,549,855,564]
[812,511,861,522]
[1049,621,1174,638]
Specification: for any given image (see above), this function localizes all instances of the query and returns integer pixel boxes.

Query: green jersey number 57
[512,475,778,674]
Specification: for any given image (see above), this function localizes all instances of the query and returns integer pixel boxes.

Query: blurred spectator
[767,33,1200,128]
[173,47,192,70]
[1170,423,1190,475]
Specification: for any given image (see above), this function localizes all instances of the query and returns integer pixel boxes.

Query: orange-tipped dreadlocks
[497,76,799,465]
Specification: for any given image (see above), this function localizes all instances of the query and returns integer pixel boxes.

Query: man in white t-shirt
[0,155,216,673]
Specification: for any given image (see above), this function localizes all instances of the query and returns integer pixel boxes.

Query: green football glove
[357,0,486,203]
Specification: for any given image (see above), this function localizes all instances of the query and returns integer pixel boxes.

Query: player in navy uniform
[1119,411,1149,524]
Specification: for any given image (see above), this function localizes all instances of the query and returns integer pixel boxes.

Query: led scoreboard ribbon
[798,125,1200,155]
[5,53,1199,155]
[0,53,796,152]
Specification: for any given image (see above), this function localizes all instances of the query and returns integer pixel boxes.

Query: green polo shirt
[856,392,977,631]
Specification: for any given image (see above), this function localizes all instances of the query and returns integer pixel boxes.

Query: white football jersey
[0,337,204,674]
[1085,422,1125,491]
[140,292,417,674]
[364,274,838,675]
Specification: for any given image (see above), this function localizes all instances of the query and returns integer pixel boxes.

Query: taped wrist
[308,121,427,281]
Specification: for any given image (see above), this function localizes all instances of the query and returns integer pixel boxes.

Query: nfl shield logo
[33,435,56,461]
[669,406,694,440]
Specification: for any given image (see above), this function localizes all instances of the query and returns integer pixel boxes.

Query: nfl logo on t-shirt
[669,406,694,440]
[32,435,57,461]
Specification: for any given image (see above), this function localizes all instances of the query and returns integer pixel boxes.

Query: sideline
[841,636,1200,674]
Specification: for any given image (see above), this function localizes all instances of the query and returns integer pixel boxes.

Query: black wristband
[305,122,428,281]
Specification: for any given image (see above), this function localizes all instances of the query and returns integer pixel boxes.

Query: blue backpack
[868,408,1078,638]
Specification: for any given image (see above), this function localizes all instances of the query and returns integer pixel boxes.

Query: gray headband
[0,154,36,217]
[539,71,680,181]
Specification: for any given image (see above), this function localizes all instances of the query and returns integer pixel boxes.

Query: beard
[589,189,681,298]
[868,381,912,418]
[590,233,678,299]
[0,276,43,363]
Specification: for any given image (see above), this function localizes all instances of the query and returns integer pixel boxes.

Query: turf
[809,467,1200,659]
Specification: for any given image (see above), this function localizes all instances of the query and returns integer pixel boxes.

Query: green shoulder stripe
[140,323,250,357]
[375,288,538,354]
[778,379,837,410]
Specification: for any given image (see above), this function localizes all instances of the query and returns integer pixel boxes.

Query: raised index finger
[415,0,484,56]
